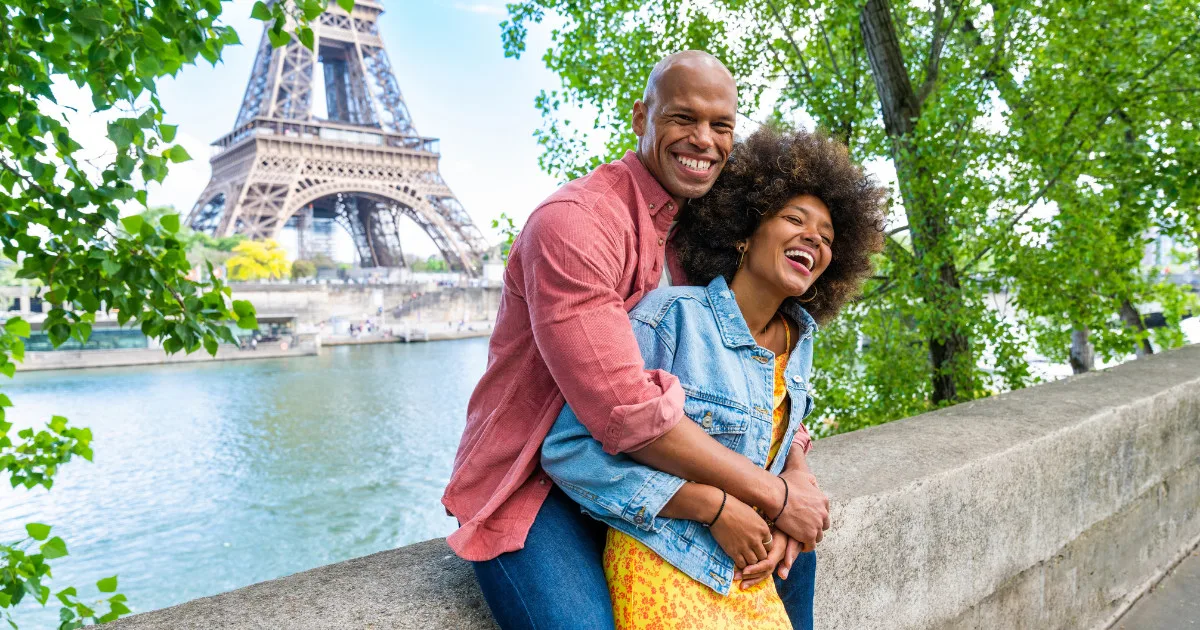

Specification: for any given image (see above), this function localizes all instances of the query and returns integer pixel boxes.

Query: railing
[211,117,440,154]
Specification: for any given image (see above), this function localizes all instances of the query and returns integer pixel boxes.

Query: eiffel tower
[185,1,487,274]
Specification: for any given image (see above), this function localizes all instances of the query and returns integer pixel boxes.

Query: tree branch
[765,0,817,90]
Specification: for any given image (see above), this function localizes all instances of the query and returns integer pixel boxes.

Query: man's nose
[689,123,715,151]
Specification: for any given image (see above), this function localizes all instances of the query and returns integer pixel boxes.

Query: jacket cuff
[601,369,685,455]
[621,473,687,533]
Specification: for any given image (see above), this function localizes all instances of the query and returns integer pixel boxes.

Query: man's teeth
[785,249,814,269]
[676,156,712,171]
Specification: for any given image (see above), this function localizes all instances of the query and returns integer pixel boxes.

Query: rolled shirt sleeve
[520,201,685,455]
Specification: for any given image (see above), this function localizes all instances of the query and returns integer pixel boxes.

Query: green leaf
[337,0,354,11]
[96,575,118,593]
[41,536,69,559]
[106,122,134,148]
[4,317,31,337]
[160,124,177,143]
[268,26,291,48]
[25,522,52,541]
[166,145,192,163]
[237,315,259,330]
[297,26,315,50]
[232,300,255,318]
[161,213,180,233]
[302,0,325,21]
[121,214,144,234]
[203,336,219,356]
[250,1,272,21]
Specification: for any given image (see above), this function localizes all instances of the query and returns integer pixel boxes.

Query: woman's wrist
[660,482,727,522]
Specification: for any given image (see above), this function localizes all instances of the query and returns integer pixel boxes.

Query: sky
[120,0,566,258]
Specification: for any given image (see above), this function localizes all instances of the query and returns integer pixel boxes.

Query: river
[0,339,487,628]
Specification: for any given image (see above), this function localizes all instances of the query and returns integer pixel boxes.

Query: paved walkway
[1113,545,1200,629]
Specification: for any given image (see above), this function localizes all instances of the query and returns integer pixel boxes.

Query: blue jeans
[472,485,816,630]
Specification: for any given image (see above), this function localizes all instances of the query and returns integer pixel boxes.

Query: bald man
[443,51,822,629]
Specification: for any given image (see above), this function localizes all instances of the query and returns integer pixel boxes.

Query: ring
[763,535,773,547]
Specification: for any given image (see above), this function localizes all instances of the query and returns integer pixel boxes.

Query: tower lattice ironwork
[185,0,487,274]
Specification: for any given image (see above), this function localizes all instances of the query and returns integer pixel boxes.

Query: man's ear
[632,100,648,137]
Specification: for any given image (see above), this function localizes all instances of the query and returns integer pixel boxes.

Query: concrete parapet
[112,344,1200,629]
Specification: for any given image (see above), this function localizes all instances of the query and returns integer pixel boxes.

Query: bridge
[110,343,1200,629]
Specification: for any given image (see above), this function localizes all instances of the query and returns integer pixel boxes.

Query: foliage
[291,259,317,281]
[410,255,449,273]
[226,239,290,282]
[501,0,1200,435]
[491,212,520,265]
[0,0,312,624]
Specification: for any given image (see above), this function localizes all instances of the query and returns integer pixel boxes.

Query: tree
[499,0,1198,432]
[291,259,317,281]
[226,239,290,282]
[0,0,359,624]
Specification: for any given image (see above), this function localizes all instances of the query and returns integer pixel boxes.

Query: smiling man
[443,51,828,629]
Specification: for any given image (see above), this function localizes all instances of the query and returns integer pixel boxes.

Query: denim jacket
[540,275,817,595]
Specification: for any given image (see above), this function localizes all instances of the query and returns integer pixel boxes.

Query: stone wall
[231,283,501,326]
[111,344,1200,630]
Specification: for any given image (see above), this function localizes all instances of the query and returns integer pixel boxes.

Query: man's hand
[771,469,829,551]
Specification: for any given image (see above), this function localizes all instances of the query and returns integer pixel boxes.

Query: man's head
[633,51,737,205]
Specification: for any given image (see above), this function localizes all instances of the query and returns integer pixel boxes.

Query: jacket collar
[705,276,819,349]
[620,150,674,218]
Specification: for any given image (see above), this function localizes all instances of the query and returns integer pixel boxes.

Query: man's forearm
[628,418,785,516]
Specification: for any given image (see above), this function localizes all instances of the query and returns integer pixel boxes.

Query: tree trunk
[1119,298,1154,358]
[860,0,970,404]
[1069,326,1094,374]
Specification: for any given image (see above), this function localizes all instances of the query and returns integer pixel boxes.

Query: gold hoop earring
[799,286,818,303]
[736,245,747,269]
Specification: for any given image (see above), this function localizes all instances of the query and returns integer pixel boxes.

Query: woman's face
[740,194,834,297]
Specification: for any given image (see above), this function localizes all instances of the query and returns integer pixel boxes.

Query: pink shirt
[442,151,686,561]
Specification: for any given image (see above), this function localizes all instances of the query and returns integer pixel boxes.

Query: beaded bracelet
[705,490,728,528]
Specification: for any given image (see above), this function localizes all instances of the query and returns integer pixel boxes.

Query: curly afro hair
[675,125,887,326]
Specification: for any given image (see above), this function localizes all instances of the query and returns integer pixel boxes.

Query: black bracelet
[705,490,727,528]
[772,477,789,522]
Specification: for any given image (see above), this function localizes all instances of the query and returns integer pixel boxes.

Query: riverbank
[322,329,491,346]
[17,338,320,372]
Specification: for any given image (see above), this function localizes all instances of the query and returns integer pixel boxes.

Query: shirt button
[792,375,803,383]
[539,478,547,485]
[649,203,655,210]
[727,313,735,319]
[658,238,664,245]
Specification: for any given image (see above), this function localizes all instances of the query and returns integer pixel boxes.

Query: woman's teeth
[785,249,814,270]
[675,155,712,171]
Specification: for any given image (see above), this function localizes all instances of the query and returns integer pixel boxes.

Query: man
[442,51,830,629]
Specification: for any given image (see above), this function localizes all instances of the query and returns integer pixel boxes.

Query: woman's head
[676,126,887,324]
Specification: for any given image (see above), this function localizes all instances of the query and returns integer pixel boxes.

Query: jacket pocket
[683,397,749,451]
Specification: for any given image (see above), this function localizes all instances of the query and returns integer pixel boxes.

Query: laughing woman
[540,125,886,629]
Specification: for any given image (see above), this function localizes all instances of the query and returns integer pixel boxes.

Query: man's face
[633,63,737,202]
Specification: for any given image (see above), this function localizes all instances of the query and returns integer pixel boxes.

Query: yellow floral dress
[604,348,792,630]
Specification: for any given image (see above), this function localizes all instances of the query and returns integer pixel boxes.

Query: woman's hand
[738,527,788,589]
[709,495,772,569]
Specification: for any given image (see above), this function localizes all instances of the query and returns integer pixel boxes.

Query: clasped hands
[709,469,830,589]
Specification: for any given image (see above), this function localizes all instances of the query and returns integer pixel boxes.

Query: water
[0,339,488,628]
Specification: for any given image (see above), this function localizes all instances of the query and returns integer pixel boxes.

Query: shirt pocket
[683,397,750,451]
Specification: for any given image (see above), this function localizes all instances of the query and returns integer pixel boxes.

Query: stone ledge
[112,344,1200,629]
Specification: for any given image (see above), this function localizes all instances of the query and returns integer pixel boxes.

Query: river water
[0,339,487,627]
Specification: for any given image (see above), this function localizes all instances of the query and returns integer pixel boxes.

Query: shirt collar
[620,150,675,218]
[705,276,819,349]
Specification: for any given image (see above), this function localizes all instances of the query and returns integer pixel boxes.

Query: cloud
[452,2,507,16]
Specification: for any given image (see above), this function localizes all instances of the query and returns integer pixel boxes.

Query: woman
[541,125,885,628]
